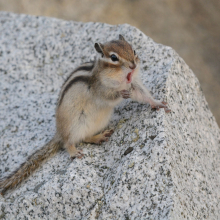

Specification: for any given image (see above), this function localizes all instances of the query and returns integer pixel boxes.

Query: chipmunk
[0,35,170,195]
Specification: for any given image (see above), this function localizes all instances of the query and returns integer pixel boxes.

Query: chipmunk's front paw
[120,90,131,99]
[151,101,171,113]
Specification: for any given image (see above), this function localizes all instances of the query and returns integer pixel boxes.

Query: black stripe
[62,62,94,87]
[74,64,94,73]
[58,76,90,106]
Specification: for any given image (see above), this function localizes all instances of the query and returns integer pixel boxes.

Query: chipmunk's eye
[134,50,136,55]
[110,54,119,62]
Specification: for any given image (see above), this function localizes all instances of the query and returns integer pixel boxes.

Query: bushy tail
[0,136,62,195]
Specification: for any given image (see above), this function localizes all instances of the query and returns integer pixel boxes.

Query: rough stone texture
[0,12,219,219]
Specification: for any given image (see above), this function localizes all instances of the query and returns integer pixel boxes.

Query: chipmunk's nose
[129,63,136,70]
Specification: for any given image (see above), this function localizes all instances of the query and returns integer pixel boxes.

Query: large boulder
[0,12,219,219]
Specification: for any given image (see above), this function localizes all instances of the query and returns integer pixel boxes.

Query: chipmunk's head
[94,35,140,89]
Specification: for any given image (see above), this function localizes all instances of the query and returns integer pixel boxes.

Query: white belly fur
[68,105,113,144]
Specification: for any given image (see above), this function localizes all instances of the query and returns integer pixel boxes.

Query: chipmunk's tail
[0,136,62,195]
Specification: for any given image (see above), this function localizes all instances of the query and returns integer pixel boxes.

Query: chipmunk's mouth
[126,70,135,84]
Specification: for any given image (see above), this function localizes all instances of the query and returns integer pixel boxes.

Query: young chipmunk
[0,35,170,195]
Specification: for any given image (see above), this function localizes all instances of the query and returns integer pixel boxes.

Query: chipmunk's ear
[94,43,104,56]
[119,34,126,41]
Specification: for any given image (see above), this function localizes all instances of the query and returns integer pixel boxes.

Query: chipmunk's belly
[69,104,113,143]
[87,107,113,136]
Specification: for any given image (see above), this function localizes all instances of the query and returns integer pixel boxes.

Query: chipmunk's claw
[120,90,131,99]
[70,149,84,160]
[151,101,171,113]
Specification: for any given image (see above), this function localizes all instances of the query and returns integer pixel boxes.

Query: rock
[0,12,219,219]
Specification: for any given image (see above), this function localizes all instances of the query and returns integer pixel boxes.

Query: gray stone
[0,12,219,219]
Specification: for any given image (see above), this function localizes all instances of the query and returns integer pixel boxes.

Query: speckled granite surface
[0,12,219,220]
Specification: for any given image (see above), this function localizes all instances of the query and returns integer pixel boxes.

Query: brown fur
[0,136,62,195]
[104,40,134,62]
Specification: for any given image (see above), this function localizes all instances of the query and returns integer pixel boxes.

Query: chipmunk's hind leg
[84,129,114,144]
[66,143,84,159]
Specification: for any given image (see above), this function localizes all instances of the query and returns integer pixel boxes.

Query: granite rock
[0,12,219,219]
